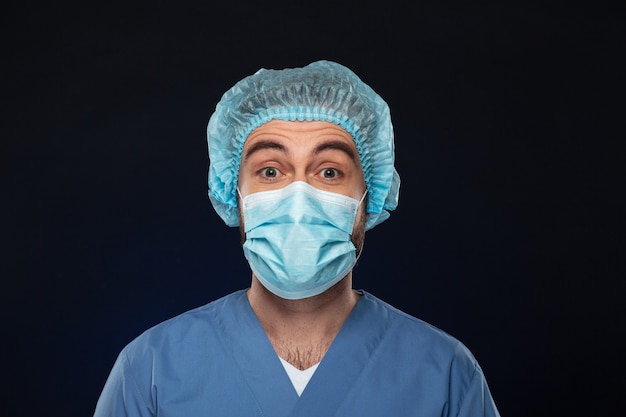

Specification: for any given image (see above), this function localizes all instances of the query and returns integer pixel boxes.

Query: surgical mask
[239,181,366,300]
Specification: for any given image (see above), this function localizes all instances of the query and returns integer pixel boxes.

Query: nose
[292,168,310,185]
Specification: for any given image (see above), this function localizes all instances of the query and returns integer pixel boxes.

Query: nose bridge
[293,167,309,183]
[291,149,312,184]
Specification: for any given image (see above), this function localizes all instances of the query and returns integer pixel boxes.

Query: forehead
[244,120,355,149]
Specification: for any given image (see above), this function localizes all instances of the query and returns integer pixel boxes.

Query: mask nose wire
[239,185,367,204]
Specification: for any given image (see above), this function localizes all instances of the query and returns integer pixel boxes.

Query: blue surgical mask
[240,181,366,300]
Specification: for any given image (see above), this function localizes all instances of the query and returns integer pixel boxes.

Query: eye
[320,168,340,179]
[260,167,280,178]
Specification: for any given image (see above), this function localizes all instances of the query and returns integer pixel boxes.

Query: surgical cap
[207,60,400,230]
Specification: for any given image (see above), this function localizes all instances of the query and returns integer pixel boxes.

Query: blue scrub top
[94,290,501,417]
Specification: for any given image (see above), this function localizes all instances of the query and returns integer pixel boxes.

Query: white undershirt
[278,357,320,396]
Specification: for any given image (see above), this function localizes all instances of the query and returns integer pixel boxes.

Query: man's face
[237,120,367,252]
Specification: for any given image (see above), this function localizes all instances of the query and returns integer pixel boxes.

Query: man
[94,60,501,416]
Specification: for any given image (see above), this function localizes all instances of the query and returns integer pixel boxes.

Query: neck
[247,274,360,370]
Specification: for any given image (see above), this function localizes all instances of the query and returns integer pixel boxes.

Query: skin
[238,120,368,370]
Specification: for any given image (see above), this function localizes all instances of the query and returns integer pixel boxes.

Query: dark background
[2,1,624,416]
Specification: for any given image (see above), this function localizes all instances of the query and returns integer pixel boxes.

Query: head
[207,60,400,232]
[206,60,400,299]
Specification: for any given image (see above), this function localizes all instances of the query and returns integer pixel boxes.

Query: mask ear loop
[357,188,368,208]
[353,188,368,262]
[236,188,247,234]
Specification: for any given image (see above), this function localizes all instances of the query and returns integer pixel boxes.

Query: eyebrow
[313,140,358,162]
[242,140,286,162]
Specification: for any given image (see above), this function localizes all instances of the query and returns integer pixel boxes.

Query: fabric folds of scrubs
[94,290,501,417]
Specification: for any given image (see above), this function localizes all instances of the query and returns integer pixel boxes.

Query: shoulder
[96,291,253,413]
[121,290,247,361]
[359,291,479,367]
[345,292,500,416]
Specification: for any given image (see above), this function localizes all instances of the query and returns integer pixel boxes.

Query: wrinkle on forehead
[242,120,358,162]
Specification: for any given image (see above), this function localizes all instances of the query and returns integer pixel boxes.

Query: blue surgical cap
[207,60,400,230]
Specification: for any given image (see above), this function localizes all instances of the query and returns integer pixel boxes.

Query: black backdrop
[2,1,624,416]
